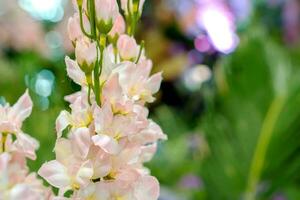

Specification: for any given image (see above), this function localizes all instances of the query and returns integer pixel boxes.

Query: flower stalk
[0,91,53,197]
[245,96,286,200]
[38,0,167,198]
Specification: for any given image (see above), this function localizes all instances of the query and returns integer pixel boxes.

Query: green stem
[78,6,93,39]
[96,35,106,105]
[244,96,285,200]
[88,0,96,38]
[131,18,136,36]
[130,13,137,36]
[113,43,118,63]
[130,0,141,36]
[1,133,7,152]
[135,40,144,64]
[94,45,101,105]
[99,34,106,75]
[87,0,101,105]
[87,84,92,105]
[127,0,132,16]
[93,35,106,106]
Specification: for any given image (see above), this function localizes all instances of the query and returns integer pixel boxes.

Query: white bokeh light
[35,70,55,97]
[183,65,212,91]
[18,0,65,22]
[198,5,239,54]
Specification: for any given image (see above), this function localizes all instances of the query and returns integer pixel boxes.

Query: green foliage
[199,27,300,199]
[0,51,73,171]
[147,26,300,200]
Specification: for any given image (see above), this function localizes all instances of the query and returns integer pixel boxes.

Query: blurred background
[1,0,300,199]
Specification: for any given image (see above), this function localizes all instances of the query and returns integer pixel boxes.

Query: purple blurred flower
[179,174,203,189]
[283,0,300,44]
[272,194,287,200]
[229,0,252,24]
[194,34,211,53]
[196,0,239,54]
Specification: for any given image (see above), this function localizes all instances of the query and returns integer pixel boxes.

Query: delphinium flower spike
[39,0,167,199]
[0,90,53,199]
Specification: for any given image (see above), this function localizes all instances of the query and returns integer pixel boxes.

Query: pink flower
[77,172,159,200]
[38,138,93,194]
[133,175,160,200]
[12,132,40,160]
[75,38,97,71]
[65,56,87,86]
[95,0,119,23]
[0,91,53,198]
[131,120,167,145]
[102,73,133,114]
[117,34,139,60]
[56,96,92,138]
[109,14,126,38]
[0,90,40,160]
[0,90,32,134]
[39,0,166,198]
[67,14,81,42]
[92,102,135,155]
[0,153,52,199]
[67,13,90,42]
[116,61,163,103]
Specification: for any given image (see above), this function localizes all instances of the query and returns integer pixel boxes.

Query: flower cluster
[0,90,53,199]
[38,0,167,199]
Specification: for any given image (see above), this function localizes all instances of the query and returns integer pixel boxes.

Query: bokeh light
[198,4,239,54]
[0,97,6,106]
[35,69,55,98]
[183,65,212,91]
[18,0,65,22]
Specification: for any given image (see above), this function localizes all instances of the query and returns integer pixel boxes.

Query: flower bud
[108,14,126,39]
[121,0,145,15]
[117,34,139,60]
[68,14,90,42]
[68,15,81,42]
[75,39,97,74]
[95,0,119,34]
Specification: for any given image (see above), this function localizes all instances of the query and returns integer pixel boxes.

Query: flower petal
[0,153,10,171]
[70,127,91,159]
[92,134,120,155]
[93,103,113,133]
[14,133,39,160]
[56,111,71,138]
[9,90,33,126]
[76,160,94,187]
[134,176,160,200]
[65,56,87,86]
[54,138,72,165]
[38,160,70,189]
[102,73,123,104]
[146,72,163,94]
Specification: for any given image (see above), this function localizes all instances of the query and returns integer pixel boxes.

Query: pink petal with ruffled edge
[9,90,33,128]
[65,56,87,86]
[71,127,91,159]
[38,160,70,189]
[92,134,120,155]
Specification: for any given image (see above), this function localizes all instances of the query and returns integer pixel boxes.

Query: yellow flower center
[86,195,96,200]
[71,182,80,190]
[114,133,122,141]
[115,196,124,200]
